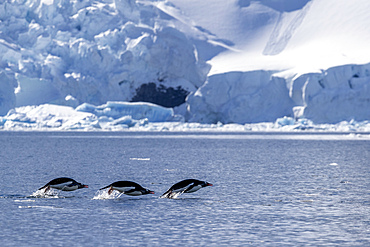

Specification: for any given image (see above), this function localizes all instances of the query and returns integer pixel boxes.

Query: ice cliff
[0,0,208,110]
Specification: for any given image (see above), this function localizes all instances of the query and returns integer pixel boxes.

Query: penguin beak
[206,183,213,186]
[83,185,89,188]
[149,191,155,194]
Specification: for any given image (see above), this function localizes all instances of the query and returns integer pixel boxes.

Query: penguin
[161,179,213,199]
[99,181,154,196]
[39,177,88,192]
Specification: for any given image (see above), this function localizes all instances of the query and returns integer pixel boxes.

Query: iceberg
[75,101,175,122]
[0,101,177,130]
[1,104,96,130]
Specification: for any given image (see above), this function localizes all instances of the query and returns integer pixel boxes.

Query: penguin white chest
[51,182,75,191]
[114,186,136,193]
[125,191,142,196]
[185,185,202,193]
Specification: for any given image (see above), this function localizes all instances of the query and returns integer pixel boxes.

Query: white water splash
[130,157,151,161]
[18,205,62,209]
[14,199,36,202]
[92,189,123,200]
[30,189,62,198]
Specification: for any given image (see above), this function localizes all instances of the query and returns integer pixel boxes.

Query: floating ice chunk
[76,101,174,122]
[2,104,97,130]
[275,116,295,126]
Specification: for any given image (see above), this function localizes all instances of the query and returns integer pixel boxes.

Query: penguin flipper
[108,187,114,195]
[44,185,50,193]
[161,190,182,199]
[160,190,172,198]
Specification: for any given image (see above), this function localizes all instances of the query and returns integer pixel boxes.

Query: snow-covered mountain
[0,0,369,130]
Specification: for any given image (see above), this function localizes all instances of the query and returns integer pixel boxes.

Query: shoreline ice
[0,103,369,133]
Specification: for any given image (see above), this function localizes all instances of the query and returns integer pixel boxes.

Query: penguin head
[142,188,155,195]
[202,181,213,187]
[78,183,89,189]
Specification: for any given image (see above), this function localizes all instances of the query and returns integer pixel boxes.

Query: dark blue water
[0,132,369,246]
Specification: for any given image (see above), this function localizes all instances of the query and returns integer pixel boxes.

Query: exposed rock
[131,82,189,108]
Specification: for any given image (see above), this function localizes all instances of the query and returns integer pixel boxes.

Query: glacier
[0,0,369,131]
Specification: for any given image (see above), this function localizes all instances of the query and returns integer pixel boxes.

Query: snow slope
[175,0,370,74]
[0,0,369,130]
[167,0,370,124]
